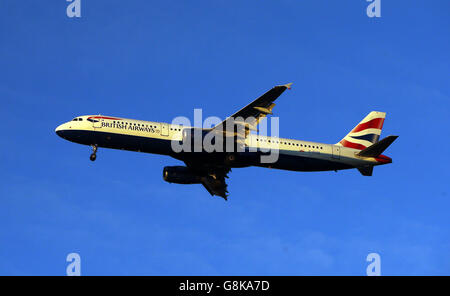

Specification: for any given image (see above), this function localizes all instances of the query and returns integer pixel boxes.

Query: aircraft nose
[55,123,66,138]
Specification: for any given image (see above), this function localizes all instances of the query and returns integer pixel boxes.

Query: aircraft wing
[182,83,292,200]
[201,174,229,200]
[184,161,231,200]
[212,83,292,137]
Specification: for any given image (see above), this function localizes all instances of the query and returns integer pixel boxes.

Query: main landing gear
[90,145,98,161]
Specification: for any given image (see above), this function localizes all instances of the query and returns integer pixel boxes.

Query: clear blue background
[0,0,448,275]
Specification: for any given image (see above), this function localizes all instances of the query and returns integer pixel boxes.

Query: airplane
[55,83,398,200]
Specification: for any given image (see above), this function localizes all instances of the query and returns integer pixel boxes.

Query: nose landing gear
[90,145,98,161]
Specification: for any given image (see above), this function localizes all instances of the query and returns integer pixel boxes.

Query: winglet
[284,83,293,89]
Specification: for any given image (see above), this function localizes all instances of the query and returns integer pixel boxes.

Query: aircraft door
[161,123,169,136]
[332,145,340,159]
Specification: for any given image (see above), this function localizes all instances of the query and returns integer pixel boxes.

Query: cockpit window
[79,118,83,121]
[72,118,78,121]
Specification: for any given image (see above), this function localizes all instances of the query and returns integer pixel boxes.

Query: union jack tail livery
[338,111,386,150]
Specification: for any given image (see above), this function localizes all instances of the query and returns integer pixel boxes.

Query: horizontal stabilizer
[357,135,398,157]
[358,166,373,176]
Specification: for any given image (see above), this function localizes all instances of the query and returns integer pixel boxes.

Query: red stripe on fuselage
[339,139,367,150]
[351,118,384,133]
[88,116,122,120]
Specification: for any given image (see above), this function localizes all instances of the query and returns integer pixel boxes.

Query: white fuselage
[56,115,391,172]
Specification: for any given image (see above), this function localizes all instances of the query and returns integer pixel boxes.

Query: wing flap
[184,161,231,200]
[201,176,229,200]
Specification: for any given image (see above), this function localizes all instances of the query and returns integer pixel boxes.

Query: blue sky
[0,0,449,275]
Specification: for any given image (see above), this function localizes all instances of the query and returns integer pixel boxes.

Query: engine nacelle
[163,166,202,184]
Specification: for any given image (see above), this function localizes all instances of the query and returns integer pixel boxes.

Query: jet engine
[162,166,202,184]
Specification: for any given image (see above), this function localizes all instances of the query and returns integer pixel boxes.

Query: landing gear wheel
[227,154,236,162]
[90,144,98,161]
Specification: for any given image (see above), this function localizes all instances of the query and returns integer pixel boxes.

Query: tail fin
[337,111,386,150]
